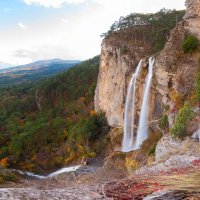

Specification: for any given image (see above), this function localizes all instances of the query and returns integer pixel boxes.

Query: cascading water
[122,60,143,152]
[135,57,155,149]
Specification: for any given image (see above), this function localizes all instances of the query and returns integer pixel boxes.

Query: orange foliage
[0,157,8,168]
[169,90,184,109]
[90,110,97,116]
[79,97,86,103]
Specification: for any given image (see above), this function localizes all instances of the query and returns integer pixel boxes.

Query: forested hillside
[0,56,109,173]
[102,9,185,52]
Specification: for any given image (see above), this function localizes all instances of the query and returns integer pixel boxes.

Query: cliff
[94,37,153,127]
[95,0,200,131]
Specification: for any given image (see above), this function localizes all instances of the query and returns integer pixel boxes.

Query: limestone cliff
[95,0,200,131]
[94,36,154,127]
[155,0,200,127]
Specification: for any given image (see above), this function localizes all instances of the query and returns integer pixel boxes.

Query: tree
[171,101,195,139]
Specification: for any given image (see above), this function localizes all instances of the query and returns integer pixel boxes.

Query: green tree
[182,34,199,53]
[195,71,200,103]
[171,101,195,139]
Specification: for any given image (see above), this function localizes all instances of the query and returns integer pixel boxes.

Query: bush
[0,171,19,184]
[182,34,199,53]
[67,112,109,161]
[169,90,184,109]
[195,71,200,103]
[140,131,162,157]
[125,156,139,173]
[159,114,169,130]
[171,101,195,139]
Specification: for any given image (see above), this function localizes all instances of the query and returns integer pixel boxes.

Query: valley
[1,0,200,199]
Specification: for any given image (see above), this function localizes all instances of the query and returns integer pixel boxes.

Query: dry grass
[141,169,200,193]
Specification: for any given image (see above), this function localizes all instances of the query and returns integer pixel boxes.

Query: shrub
[125,156,139,173]
[195,71,200,103]
[182,34,199,53]
[159,114,169,130]
[140,131,162,157]
[169,90,184,109]
[0,171,19,184]
[171,101,195,139]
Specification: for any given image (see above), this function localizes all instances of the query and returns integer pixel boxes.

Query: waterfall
[135,57,155,149]
[122,60,143,152]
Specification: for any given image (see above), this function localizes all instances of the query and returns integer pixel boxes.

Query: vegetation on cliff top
[103,9,185,52]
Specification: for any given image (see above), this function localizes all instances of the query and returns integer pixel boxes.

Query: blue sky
[0,0,185,66]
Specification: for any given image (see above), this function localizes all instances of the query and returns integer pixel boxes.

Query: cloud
[22,0,88,8]
[61,18,69,24]
[18,22,28,30]
[1,0,185,66]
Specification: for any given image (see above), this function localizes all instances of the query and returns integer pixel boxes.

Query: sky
[0,0,185,67]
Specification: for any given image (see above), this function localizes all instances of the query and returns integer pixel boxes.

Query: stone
[155,135,200,163]
[192,129,200,142]
[184,0,200,40]
[135,155,200,175]
[144,190,187,200]
[184,0,200,19]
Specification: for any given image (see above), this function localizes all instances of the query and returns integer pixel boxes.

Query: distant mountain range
[0,59,81,86]
[0,62,13,70]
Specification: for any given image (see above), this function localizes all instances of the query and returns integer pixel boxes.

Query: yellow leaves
[90,110,97,116]
[63,129,68,139]
[31,155,37,161]
[77,144,85,154]
[87,151,96,158]
[0,157,8,168]
[169,90,184,109]
[79,97,86,103]
[64,151,78,164]
[125,156,139,173]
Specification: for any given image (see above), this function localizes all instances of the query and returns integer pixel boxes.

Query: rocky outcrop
[94,37,157,127]
[184,0,200,45]
[184,0,200,19]
[135,155,200,175]
[95,0,200,130]
[155,135,200,162]
[94,38,153,127]
[134,135,200,175]
[192,128,200,142]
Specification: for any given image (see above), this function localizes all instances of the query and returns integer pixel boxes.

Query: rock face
[184,0,200,41]
[155,135,200,162]
[95,0,200,132]
[95,38,153,127]
[184,0,200,19]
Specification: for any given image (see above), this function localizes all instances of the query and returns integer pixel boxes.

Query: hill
[0,59,81,86]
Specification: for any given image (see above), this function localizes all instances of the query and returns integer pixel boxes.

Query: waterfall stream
[122,57,155,152]
[135,57,155,149]
[122,60,143,152]
[13,165,81,179]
